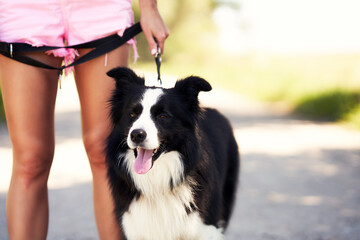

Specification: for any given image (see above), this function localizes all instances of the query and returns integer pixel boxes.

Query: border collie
[106,67,240,240]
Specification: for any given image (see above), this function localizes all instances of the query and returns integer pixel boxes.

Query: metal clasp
[9,44,13,58]
[154,46,161,60]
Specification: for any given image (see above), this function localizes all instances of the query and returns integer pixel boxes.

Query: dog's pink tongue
[134,148,153,174]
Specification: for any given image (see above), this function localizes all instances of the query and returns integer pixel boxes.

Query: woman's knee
[12,138,54,186]
[83,128,108,169]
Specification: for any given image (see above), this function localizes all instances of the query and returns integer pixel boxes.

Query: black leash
[0,22,164,87]
[0,22,142,78]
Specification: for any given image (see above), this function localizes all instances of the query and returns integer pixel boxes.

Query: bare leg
[0,53,62,240]
[74,45,129,240]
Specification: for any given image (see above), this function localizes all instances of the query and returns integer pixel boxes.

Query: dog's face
[107,67,211,174]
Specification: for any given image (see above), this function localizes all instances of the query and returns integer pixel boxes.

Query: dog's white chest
[122,191,189,240]
[121,151,224,239]
[121,184,224,240]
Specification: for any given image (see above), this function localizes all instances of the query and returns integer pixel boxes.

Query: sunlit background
[1,0,360,239]
[214,0,360,54]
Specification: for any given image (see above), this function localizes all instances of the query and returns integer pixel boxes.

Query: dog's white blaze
[127,88,164,149]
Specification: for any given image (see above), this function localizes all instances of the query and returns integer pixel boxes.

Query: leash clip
[154,45,162,86]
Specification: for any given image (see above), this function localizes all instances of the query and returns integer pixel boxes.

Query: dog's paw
[198,225,224,240]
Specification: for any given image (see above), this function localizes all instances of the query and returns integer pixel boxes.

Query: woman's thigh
[0,53,62,165]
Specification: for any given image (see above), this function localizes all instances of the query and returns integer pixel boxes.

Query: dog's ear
[174,76,212,98]
[107,67,144,87]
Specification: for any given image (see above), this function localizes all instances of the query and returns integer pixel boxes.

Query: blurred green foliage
[217,54,360,129]
[345,105,360,130]
[295,90,360,121]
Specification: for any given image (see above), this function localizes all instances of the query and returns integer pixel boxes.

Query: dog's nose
[130,129,147,144]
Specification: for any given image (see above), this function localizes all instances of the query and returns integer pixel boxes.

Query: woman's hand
[139,0,169,55]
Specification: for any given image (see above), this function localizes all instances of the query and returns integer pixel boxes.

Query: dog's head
[107,67,211,174]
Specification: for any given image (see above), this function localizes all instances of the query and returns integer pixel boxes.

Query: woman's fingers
[139,1,169,55]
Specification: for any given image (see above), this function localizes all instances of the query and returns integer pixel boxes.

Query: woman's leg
[0,53,62,240]
[74,45,129,240]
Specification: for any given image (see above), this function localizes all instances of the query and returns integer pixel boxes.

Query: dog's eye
[158,113,169,119]
[129,104,142,119]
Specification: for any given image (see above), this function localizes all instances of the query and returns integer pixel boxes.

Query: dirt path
[1,74,360,239]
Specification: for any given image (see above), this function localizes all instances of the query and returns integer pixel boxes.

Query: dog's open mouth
[133,145,165,174]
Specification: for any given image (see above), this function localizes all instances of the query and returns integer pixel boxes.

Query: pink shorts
[0,0,137,72]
